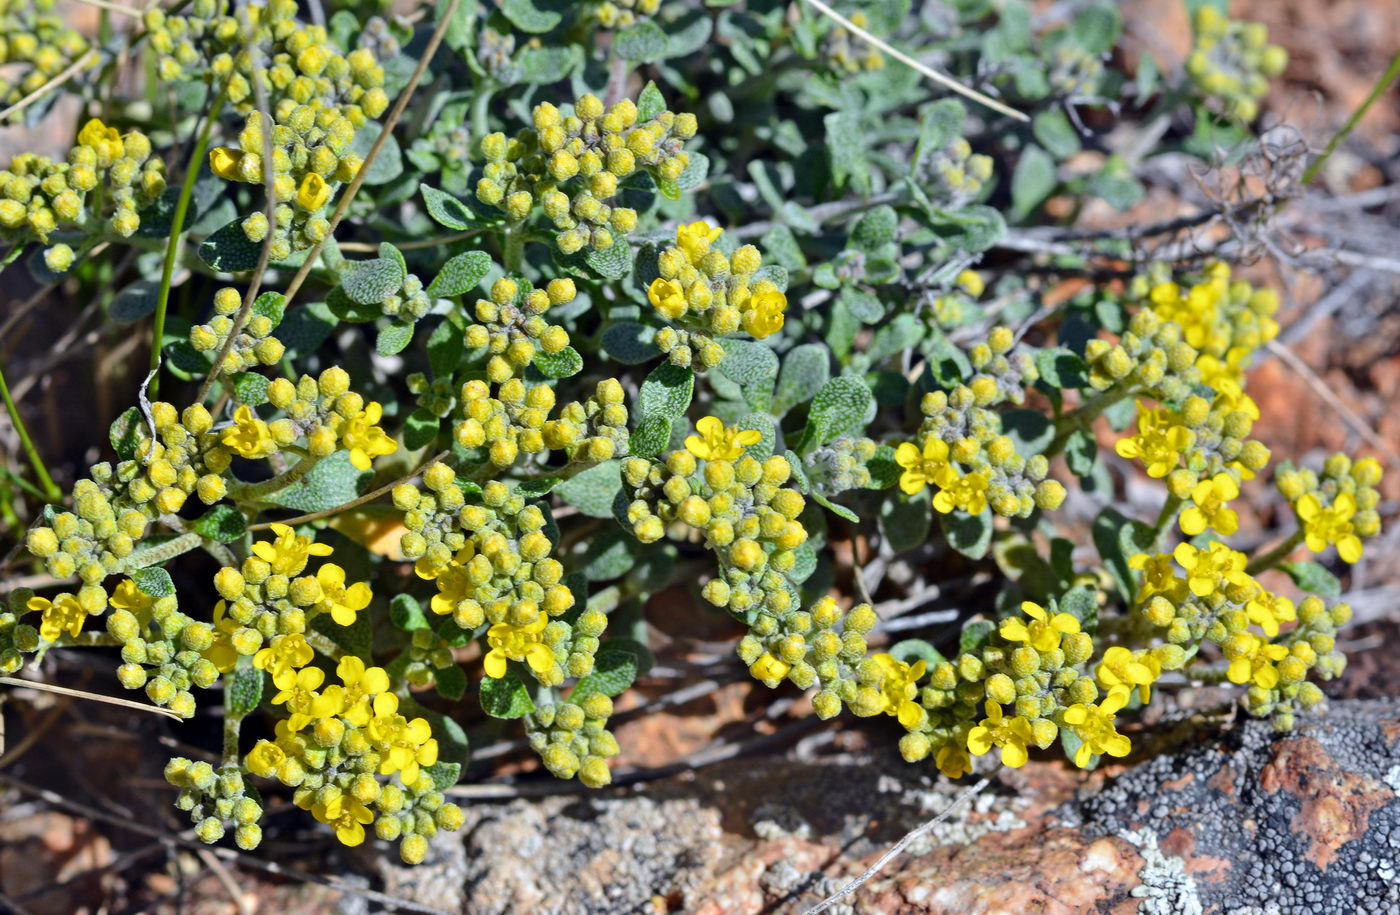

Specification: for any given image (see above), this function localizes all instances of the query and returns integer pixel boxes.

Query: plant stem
[1245,529,1305,575]
[1151,494,1183,550]
[222,712,242,765]
[247,450,448,531]
[502,219,526,273]
[1303,51,1400,186]
[470,80,494,141]
[0,352,62,502]
[231,454,320,504]
[1044,386,1134,461]
[119,531,204,571]
[150,82,228,397]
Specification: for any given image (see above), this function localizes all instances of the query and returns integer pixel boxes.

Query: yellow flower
[1172,541,1253,598]
[253,632,314,679]
[1180,472,1240,537]
[28,594,85,643]
[895,437,951,495]
[313,794,375,847]
[315,563,373,627]
[676,220,722,262]
[209,146,244,181]
[685,416,761,462]
[647,277,688,320]
[750,652,791,685]
[334,655,390,728]
[1226,632,1289,689]
[966,700,1034,768]
[931,467,989,515]
[221,404,278,459]
[367,693,439,786]
[244,739,286,778]
[1245,590,1295,639]
[1297,492,1363,564]
[869,653,926,728]
[999,600,1080,653]
[935,742,972,778]
[1114,403,1195,478]
[741,289,786,339]
[203,600,240,674]
[483,617,553,678]
[297,172,332,210]
[1095,646,1160,703]
[332,401,398,472]
[251,522,334,576]
[1062,688,1132,767]
[77,118,124,162]
[110,578,155,617]
[271,666,325,731]
[1128,552,1183,603]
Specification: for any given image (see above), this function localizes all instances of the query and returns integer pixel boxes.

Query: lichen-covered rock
[1064,697,1400,914]
[374,698,1400,913]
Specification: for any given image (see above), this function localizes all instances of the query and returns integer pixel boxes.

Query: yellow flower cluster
[262,366,399,471]
[649,221,789,369]
[738,594,877,718]
[453,377,629,468]
[465,276,576,382]
[1186,7,1288,122]
[0,0,89,116]
[623,416,809,619]
[243,654,463,863]
[168,0,385,256]
[397,468,597,684]
[0,119,165,271]
[896,327,1064,519]
[898,599,1152,777]
[1277,454,1383,565]
[477,93,696,253]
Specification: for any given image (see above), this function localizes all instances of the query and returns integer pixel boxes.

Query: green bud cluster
[476,93,696,254]
[371,774,465,865]
[912,328,1064,518]
[736,596,876,713]
[190,287,288,372]
[0,0,90,116]
[473,26,518,84]
[406,373,457,419]
[1048,44,1106,97]
[454,377,629,467]
[526,692,620,787]
[823,10,885,73]
[1186,7,1288,122]
[622,444,809,616]
[1084,313,1204,401]
[923,270,987,330]
[166,758,265,850]
[0,589,42,673]
[104,589,209,719]
[402,626,464,689]
[0,119,164,271]
[915,135,994,206]
[649,223,788,368]
[594,0,662,30]
[25,401,228,586]
[399,468,575,636]
[802,436,877,496]
[464,275,576,379]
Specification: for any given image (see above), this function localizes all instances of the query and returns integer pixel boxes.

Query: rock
[378,698,1400,913]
